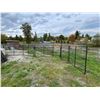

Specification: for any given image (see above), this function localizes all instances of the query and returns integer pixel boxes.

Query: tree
[8,36,14,40]
[47,33,51,41]
[39,36,43,42]
[81,34,84,38]
[75,30,81,40]
[85,34,91,40]
[59,34,65,43]
[50,35,55,41]
[1,33,8,44]
[92,33,100,47]
[19,35,23,41]
[33,32,38,42]
[55,36,59,43]
[43,33,48,41]
[20,22,32,44]
[15,35,19,40]
[68,34,76,43]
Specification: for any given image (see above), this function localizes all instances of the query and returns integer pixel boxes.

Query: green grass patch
[1,48,100,87]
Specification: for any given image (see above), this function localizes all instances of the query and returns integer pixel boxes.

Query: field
[1,44,100,86]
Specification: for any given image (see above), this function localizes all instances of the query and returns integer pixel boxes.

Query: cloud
[81,16,100,29]
[75,19,82,22]
[62,14,71,19]
[1,13,100,36]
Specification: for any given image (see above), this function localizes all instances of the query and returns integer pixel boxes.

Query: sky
[1,12,100,37]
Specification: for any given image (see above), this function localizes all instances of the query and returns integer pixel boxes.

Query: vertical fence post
[68,45,70,62]
[12,47,15,56]
[74,46,77,67]
[12,48,14,56]
[23,45,24,56]
[84,45,88,74]
[33,45,36,57]
[46,46,47,54]
[60,41,62,59]
[43,45,44,54]
[27,44,29,54]
[52,42,54,56]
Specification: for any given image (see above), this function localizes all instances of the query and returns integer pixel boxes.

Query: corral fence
[35,43,88,74]
[36,43,100,75]
[2,44,27,56]
[2,43,100,75]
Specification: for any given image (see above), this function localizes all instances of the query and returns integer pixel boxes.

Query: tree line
[1,22,100,47]
[1,31,92,43]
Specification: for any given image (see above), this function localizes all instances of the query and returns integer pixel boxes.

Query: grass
[1,61,33,87]
[1,48,100,87]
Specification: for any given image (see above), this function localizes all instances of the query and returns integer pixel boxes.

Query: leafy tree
[59,34,65,41]
[68,34,76,43]
[1,33,8,44]
[55,36,59,43]
[81,34,84,38]
[39,36,43,42]
[15,35,19,40]
[33,32,38,42]
[92,33,100,47]
[75,30,81,39]
[47,33,51,41]
[85,34,91,40]
[50,35,55,41]
[8,36,14,40]
[19,35,23,41]
[43,33,48,41]
[20,22,32,44]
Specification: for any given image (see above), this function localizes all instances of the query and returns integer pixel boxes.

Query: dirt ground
[5,50,32,62]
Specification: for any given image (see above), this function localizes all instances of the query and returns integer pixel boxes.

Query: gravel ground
[6,50,33,63]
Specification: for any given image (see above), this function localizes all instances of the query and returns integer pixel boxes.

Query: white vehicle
[0,45,7,63]
[0,47,5,55]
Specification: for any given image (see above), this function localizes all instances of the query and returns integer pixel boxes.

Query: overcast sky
[1,12,100,37]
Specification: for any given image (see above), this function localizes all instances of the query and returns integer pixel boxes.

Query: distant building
[6,40,20,49]
[76,38,91,45]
